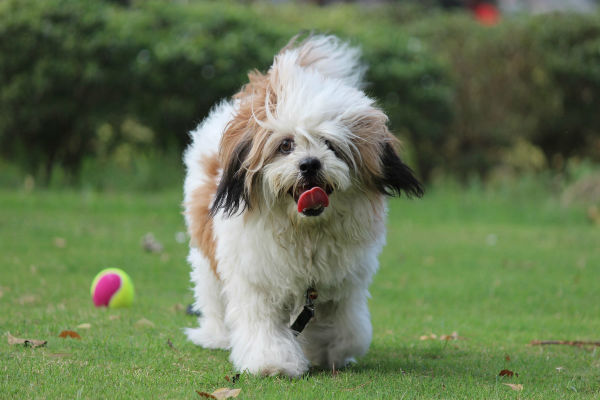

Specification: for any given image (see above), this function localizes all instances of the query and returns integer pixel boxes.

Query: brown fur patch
[219,70,278,207]
[187,154,221,278]
[345,108,399,189]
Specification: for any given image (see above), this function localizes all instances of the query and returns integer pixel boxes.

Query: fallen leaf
[420,332,466,341]
[109,315,120,320]
[142,233,163,253]
[17,294,38,305]
[588,205,600,225]
[212,388,241,399]
[59,330,81,339]
[224,374,240,384]
[171,303,185,313]
[175,231,187,243]
[196,392,217,399]
[503,383,523,391]
[499,369,518,377]
[76,323,91,329]
[167,338,177,351]
[441,331,467,340]
[7,332,47,348]
[505,354,511,361]
[135,318,155,328]
[342,380,373,392]
[530,340,600,347]
[53,237,67,248]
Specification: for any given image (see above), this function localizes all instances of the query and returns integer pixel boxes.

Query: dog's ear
[210,137,252,217]
[375,141,424,198]
[348,108,424,198]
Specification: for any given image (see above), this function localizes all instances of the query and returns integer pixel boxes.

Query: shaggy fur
[183,35,423,377]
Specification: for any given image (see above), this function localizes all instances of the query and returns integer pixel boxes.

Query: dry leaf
[440,331,466,341]
[530,340,600,347]
[224,374,240,384]
[196,392,217,399]
[109,315,120,320]
[212,388,241,399]
[167,338,177,351]
[7,332,47,348]
[135,318,155,328]
[588,205,600,225]
[503,383,523,391]
[505,354,511,361]
[17,294,38,305]
[499,369,518,377]
[53,237,67,248]
[76,323,91,329]
[142,233,163,253]
[342,380,373,392]
[420,332,465,341]
[59,330,81,339]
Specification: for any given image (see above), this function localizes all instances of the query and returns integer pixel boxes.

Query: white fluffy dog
[183,35,423,377]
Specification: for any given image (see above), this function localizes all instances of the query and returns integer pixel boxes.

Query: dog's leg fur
[184,248,230,349]
[223,278,309,377]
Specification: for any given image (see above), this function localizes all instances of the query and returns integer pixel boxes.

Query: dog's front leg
[223,278,309,377]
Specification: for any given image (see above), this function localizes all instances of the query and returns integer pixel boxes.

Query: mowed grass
[1,184,599,399]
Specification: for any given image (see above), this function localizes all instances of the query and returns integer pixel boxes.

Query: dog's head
[211,35,423,219]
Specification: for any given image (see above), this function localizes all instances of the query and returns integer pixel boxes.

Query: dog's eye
[279,138,294,154]
[324,139,340,157]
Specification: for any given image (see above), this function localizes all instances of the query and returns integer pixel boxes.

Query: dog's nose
[299,157,321,176]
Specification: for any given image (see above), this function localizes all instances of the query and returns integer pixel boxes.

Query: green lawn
[1,185,599,399]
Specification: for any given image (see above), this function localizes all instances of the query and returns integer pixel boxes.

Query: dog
[183,35,423,377]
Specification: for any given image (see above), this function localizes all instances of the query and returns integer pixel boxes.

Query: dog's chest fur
[213,191,387,309]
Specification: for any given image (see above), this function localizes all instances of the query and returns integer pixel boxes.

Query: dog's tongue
[297,187,329,213]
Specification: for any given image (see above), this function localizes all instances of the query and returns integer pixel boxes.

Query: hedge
[405,11,600,178]
[1,0,599,184]
[0,0,450,181]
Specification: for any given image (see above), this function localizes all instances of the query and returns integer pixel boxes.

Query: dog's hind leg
[184,248,230,349]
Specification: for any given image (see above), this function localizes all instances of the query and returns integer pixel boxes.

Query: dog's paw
[185,322,230,350]
[232,343,309,377]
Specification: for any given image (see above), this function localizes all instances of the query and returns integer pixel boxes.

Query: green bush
[404,11,600,179]
[2,0,599,187]
[0,0,450,184]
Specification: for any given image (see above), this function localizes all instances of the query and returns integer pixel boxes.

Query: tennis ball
[90,268,134,308]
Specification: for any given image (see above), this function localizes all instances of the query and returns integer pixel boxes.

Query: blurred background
[1,0,599,198]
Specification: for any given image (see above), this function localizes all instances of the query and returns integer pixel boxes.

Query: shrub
[0,0,450,183]
[404,11,600,179]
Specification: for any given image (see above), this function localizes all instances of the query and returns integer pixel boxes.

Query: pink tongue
[297,187,329,213]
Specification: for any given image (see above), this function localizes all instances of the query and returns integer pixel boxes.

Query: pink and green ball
[90,268,134,308]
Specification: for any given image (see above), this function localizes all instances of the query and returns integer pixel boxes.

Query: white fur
[184,35,390,377]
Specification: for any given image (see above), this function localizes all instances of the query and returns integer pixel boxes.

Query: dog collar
[290,287,318,336]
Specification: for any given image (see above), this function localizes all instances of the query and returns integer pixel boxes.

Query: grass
[1,183,599,399]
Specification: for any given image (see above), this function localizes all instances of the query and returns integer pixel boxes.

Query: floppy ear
[210,138,252,217]
[347,108,424,198]
[375,142,424,198]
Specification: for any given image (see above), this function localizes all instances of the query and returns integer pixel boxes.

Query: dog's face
[210,37,423,220]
